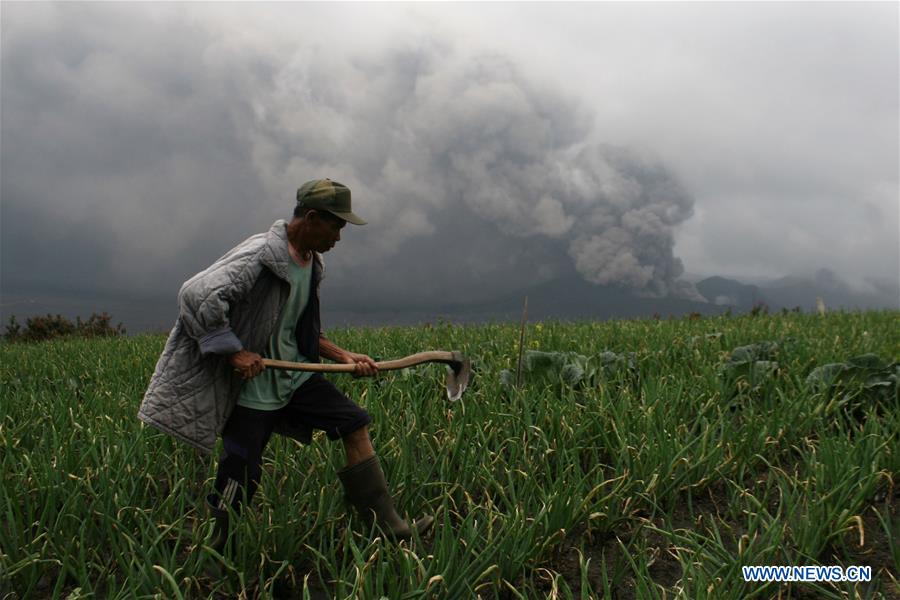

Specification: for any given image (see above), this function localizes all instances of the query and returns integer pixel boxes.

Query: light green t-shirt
[238,259,313,411]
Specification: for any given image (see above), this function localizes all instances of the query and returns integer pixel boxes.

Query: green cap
[296,179,367,225]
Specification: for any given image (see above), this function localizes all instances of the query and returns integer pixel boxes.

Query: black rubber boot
[338,455,434,540]
[206,501,231,555]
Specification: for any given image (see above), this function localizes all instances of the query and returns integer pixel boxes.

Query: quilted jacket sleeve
[177,238,265,356]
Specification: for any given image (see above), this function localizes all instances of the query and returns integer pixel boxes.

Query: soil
[536,479,898,599]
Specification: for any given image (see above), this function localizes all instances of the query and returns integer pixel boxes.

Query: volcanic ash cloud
[249,42,703,303]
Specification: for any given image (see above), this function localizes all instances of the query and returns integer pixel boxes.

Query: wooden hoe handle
[262,350,460,373]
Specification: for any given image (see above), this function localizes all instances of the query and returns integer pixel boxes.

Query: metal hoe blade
[445,352,472,401]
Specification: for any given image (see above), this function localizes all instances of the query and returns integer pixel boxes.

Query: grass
[1,310,898,598]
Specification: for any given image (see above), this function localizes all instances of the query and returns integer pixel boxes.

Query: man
[138,179,432,553]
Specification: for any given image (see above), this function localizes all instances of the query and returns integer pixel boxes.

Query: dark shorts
[226,373,371,447]
[212,374,370,510]
[221,374,370,464]
[282,373,372,440]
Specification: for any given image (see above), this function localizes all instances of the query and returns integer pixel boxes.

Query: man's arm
[319,335,378,377]
[178,241,264,356]
[230,349,265,379]
[233,336,378,380]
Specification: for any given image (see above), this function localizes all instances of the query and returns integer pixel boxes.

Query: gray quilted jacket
[138,220,323,454]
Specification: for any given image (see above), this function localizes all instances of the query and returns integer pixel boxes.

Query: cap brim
[328,210,367,226]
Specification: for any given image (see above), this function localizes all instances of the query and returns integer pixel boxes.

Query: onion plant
[1,311,897,598]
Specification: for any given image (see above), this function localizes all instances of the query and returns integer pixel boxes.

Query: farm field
[1,310,898,599]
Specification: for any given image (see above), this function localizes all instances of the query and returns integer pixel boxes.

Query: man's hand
[229,350,265,379]
[343,351,379,378]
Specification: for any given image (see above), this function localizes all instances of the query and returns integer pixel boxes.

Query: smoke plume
[246,42,702,305]
[1,4,704,319]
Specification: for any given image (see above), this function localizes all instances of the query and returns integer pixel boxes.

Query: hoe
[263,350,472,401]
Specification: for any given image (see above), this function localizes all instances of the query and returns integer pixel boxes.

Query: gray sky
[2,2,898,328]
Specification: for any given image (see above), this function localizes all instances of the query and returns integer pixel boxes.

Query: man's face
[309,211,346,252]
